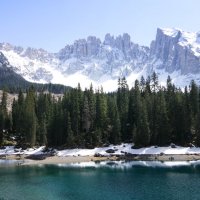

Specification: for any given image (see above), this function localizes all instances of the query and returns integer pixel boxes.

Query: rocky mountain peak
[104,33,115,46]
[58,33,137,61]
[22,47,54,62]
[1,28,200,91]
[0,43,54,62]
[150,28,200,74]
[0,43,14,51]
[58,36,101,59]
[86,36,101,56]
[103,33,131,51]
[0,42,24,54]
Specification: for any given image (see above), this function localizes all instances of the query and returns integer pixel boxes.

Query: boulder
[106,149,115,153]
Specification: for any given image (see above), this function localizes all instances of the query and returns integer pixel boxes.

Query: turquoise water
[1,161,200,200]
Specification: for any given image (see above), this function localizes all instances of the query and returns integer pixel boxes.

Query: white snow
[56,144,200,157]
[1,144,200,168]
[1,28,200,92]
[1,144,200,157]
[179,31,200,57]
[161,28,181,37]
[0,146,45,156]
[161,28,200,57]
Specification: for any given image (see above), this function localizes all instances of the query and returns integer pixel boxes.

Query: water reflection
[0,159,23,167]
[54,160,200,170]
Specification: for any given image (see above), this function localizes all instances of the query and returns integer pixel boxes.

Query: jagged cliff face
[0,28,200,91]
[56,33,149,81]
[0,34,149,90]
[151,28,200,74]
[58,33,144,60]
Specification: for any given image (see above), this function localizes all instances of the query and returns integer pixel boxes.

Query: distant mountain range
[0,28,200,91]
[0,52,70,93]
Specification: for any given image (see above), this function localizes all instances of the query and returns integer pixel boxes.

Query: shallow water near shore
[1,161,200,200]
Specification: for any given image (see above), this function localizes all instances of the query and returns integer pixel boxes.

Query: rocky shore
[1,144,200,166]
[1,153,200,166]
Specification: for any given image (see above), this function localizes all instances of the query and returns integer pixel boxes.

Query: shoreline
[2,153,200,166]
[2,144,200,166]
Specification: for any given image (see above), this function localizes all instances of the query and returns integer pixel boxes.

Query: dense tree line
[0,66,71,93]
[0,72,200,148]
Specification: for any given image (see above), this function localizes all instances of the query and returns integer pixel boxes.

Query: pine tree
[82,94,91,133]
[156,91,170,146]
[107,97,121,144]
[12,93,25,143]
[190,80,199,117]
[88,84,96,130]
[23,87,37,147]
[183,87,192,143]
[140,76,146,94]
[127,88,136,142]
[37,114,47,146]
[117,77,129,141]
[66,111,74,148]
[95,88,107,143]
[0,90,9,145]
[195,111,200,146]
[134,99,150,147]
[70,89,81,136]
[172,94,187,145]
[1,90,8,117]
[149,83,159,144]
[48,101,64,146]
[0,110,4,145]
[151,72,159,93]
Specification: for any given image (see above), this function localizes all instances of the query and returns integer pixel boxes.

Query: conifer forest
[0,73,200,149]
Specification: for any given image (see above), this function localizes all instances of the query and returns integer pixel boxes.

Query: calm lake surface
[1,161,200,200]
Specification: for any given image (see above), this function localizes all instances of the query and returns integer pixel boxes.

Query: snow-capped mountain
[148,28,200,87]
[0,28,200,91]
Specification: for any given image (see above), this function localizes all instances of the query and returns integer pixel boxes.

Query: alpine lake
[0,160,200,200]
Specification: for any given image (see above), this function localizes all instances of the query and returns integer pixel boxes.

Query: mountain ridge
[0,28,200,91]
[0,52,71,93]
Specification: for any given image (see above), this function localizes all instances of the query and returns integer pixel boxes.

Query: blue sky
[0,0,200,52]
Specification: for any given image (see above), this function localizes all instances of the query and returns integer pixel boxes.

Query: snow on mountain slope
[161,28,200,57]
[0,28,200,91]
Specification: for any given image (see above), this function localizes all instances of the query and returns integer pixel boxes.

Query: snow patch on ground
[0,146,46,156]
[57,144,200,157]
[1,144,200,157]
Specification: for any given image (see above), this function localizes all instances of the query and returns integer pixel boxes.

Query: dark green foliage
[131,81,150,147]
[107,97,121,144]
[0,90,11,145]
[6,74,200,148]
[195,111,200,146]
[82,95,91,133]
[65,112,74,148]
[95,88,108,144]
[156,91,170,146]
[23,87,37,147]
[0,66,71,93]
[133,99,150,147]
[117,77,129,141]
[37,114,47,146]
